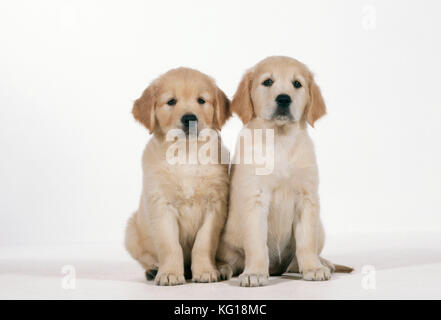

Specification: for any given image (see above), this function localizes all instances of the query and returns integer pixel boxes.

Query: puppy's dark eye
[167,98,177,106]
[262,79,274,87]
[293,80,302,89]
[197,98,206,105]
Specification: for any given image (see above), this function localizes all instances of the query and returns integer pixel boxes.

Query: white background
[1,0,441,246]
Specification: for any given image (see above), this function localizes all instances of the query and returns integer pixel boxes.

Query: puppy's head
[231,56,326,127]
[133,68,230,135]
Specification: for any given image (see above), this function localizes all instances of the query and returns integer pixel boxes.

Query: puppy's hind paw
[154,271,186,286]
[145,269,158,281]
[239,273,269,287]
[217,263,233,281]
[319,257,336,273]
[302,266,331,281]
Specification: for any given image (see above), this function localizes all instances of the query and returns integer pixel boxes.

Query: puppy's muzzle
[181,113,198,132]
[274,94,293,119]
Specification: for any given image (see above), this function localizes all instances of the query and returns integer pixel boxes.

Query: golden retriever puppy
[216,56,352,287]
[125,68,231,286]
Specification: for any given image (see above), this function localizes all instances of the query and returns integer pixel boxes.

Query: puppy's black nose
[181,113,198,127]
[275,94,292,108]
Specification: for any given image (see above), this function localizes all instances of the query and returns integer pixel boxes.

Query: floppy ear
[306,78,327,127]
[214,87,231,130]
[231,69,254,124]
[132,84,156,133]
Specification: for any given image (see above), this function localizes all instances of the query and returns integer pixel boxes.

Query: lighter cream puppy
[126,68,231,286]
[216,56,351,287]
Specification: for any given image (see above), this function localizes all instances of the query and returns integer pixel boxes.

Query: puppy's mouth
[182,121,198,136]
[271,111,294,123]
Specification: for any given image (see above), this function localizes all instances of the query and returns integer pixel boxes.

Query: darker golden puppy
[126,68,231,285]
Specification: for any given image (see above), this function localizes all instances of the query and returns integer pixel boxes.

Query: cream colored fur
[216,56,339,287]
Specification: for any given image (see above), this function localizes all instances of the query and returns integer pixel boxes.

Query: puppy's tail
[333,264,354,273]
[320,257,353,273]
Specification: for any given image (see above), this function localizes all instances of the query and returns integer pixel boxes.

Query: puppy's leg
[287,218,331,273]
[315,221,335,273]
[316,222,353,273]
[191,202,225,283]
[216,219,245,280]
[216,242,244,280]
[288,220,352,274]
[151,204,186,286]
[239,190,271,287]
[125,211,158,278]
[295,192,331,281]
[287,257,335,273]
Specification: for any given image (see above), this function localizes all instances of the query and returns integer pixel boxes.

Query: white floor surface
[1,231,440,300]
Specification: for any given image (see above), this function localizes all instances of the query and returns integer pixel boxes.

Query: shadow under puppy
[126,68,231,285]
[216,56,352,287]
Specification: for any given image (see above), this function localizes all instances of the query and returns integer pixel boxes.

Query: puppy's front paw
[192,268,220,283]
[154,271,186,286]
[239,273,269,287]
[302,266,331,281]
